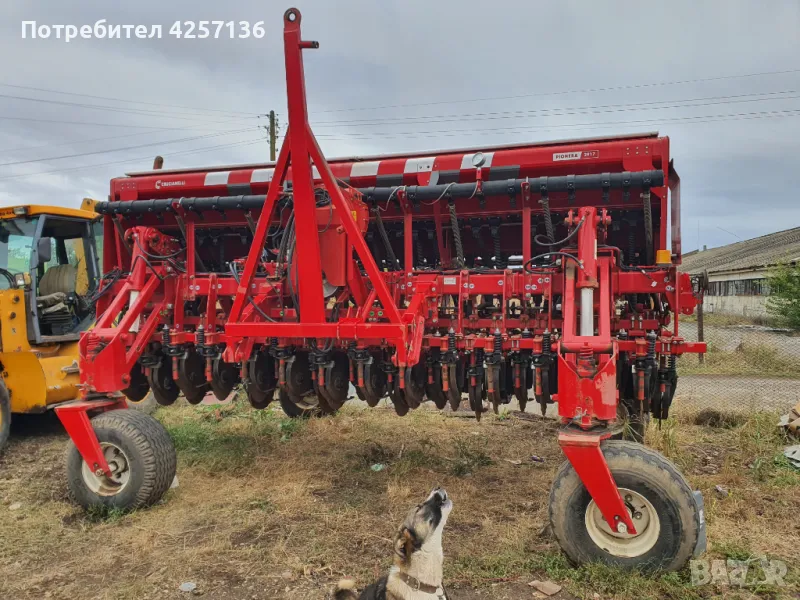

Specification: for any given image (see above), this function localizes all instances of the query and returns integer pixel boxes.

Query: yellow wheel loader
[0,200,153,451]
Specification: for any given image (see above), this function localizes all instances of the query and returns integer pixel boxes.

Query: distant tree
[766,261,800,329]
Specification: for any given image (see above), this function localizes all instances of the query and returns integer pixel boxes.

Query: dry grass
[0,398,798,599]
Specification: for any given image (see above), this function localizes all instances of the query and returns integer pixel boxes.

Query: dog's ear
[393,527,419,563]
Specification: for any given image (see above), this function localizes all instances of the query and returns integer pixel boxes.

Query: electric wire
[311,67,800,114]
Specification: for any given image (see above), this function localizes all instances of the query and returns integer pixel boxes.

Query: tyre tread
[67,409,176,510]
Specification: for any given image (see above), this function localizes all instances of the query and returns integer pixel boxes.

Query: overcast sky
[1,1,798,251]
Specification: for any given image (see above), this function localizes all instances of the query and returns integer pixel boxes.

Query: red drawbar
[55,399,128,477]
[558,430,638,535]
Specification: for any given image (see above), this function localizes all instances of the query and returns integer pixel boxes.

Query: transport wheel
[66,409,177,511]
[278,388,322,418]
[147,356,180,406]
[122,362,150,402]
[549,440,699,572]
[0,380,10,452]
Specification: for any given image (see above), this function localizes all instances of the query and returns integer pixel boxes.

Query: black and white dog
[334,488,452,600]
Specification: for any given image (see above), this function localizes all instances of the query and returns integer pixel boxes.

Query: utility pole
[269,110,277,162]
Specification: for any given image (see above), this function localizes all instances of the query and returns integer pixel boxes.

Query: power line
[311,67,800,114]
[0,82,256,118]
[311,90,799,128]
[0,115,246,130]
[0,127,257,168]
[0,137,266,182]
[312,109,800,140]
[0,127,202,155]
[0,93,258,123]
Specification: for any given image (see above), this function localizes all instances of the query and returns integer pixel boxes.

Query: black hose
[524,251,583,273]
[535,216,585,248]
[229,262,277,323]
[374,208,400,270]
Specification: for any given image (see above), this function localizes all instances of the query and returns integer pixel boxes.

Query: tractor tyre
[0,380,10,452]
[66,409,176,511]
[549,440,699,573]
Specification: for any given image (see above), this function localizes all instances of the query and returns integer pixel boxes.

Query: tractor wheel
[66,409,176,511]
[278,388,322,418]
[0,380,10,452]
[549,440,699,572]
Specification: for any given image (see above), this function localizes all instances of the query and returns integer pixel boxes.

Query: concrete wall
[703,294,767,317]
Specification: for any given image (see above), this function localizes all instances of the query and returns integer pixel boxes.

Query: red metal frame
[70,8,709,534]
[55,398,128,477]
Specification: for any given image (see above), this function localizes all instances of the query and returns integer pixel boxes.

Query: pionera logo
[155,180,185,190]
[553,151,582,162]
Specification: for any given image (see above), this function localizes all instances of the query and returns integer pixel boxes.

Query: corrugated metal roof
[680,227,800,274]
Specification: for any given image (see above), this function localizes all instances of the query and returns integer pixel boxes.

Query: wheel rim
[80,442,131,496]
[585,487,660,558]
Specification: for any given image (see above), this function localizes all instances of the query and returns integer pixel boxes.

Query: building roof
[680,227,800,275]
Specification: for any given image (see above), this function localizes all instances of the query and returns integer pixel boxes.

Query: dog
[334,488,452,600]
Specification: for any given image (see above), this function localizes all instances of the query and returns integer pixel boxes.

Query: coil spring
[162,325,170,346]
[494,329,502,354]
[668,354,677,370]
[415,232,424,267]
[522,328,532,339]
[492,227,503,268]
[448,328,456,352]
[449,202,465,269]
[642,190,653,264]
[540,194,555,243]
[646,331,657,360]
[196,325,205,347]
[628,230,636,267]
[542,329,552,354]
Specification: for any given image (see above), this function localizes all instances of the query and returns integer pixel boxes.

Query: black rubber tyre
[66,409,177,511]
[0,380,10,452]
[549,440,698,572]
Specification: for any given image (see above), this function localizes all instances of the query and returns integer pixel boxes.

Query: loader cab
[0,205,101,344]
